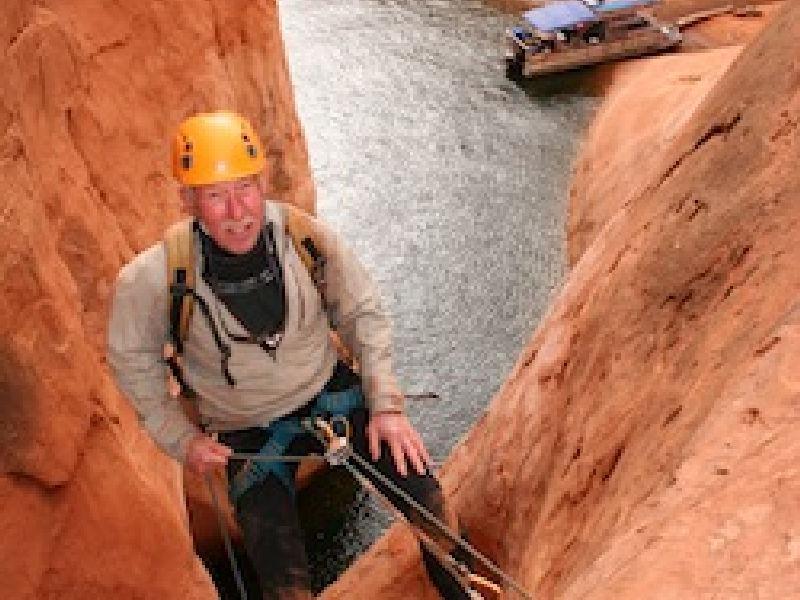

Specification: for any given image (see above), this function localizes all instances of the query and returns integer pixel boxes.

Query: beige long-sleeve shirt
[107,201,403,461]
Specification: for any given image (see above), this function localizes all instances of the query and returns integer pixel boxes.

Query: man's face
[191,175,265,254]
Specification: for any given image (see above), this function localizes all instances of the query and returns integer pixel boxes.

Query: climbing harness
[210,415,535,600]
[228,384,365,502]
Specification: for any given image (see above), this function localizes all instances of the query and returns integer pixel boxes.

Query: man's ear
[179,186,195,214]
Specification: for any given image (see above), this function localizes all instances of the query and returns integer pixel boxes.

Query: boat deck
[506,0,683,78]
[520,25,681,76]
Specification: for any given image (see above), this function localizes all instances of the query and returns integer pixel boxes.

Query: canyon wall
[0,1,312,598]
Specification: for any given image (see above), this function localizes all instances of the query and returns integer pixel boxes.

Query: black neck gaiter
[199,224,285,338]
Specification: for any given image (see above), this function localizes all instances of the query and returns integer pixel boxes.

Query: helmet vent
[246,145,257,158]
[184,142,193,152]
[181,155,193,170]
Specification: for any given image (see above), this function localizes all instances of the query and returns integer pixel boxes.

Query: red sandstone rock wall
[323,3,800,599]
[568,4,780,265]
[567,46,742,265]
[0,1,313,598]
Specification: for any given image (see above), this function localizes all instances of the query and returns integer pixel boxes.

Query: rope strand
[340,459,484,599]
[345,449,534,600]
[205,473,248,600]
[209,423,532,600]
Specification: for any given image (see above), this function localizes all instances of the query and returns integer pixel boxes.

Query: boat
[505,0,682,78]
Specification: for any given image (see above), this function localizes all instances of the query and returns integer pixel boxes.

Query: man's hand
[185,433,232,475]
[367,412,431,477]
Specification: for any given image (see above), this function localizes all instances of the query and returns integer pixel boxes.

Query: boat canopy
[592,0,657,11]
[522,1,599,33]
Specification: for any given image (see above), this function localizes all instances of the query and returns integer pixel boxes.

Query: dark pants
[219,370,469,600]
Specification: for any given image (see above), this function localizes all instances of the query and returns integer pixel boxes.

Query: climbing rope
[305,417,534,600]
[207,419,534,600]
[345,449,532,599]
[338,456,487,599]
[228,454,326,462]
[205,472,248,600]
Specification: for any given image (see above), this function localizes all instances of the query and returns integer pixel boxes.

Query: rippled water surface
[277,0,597,589]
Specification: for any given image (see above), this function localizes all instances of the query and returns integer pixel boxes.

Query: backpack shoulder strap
[163,218,204,422]
[164,217,196,351]
[281,203,321,277]
[279,203,357,368]
[280,203,328,303]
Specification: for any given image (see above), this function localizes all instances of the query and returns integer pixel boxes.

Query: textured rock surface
[323,3,800,599]
[567,46,742,265]
[678,2,784,48]
[0,1,313,598]
[568,3,780,265]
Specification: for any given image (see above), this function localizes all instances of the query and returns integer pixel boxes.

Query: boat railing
[525,27,678,71]
[509,13,680,57]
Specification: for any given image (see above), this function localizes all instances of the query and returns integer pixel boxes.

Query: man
[108,111,469,599]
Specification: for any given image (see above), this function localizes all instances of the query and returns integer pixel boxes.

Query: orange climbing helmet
[171,111,266,186]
